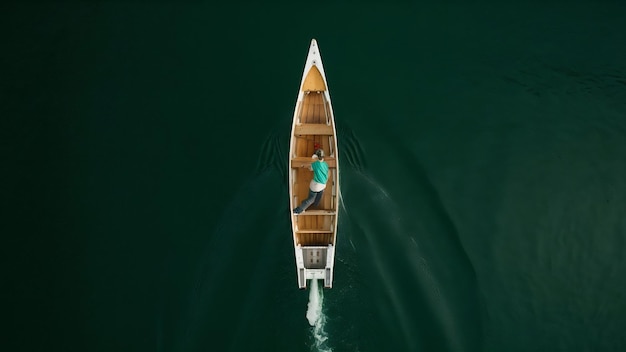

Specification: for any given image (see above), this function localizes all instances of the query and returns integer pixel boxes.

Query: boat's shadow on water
[171,125,482,352]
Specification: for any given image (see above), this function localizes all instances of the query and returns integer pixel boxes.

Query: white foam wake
[306,279,332,351]
[306,279,321,325]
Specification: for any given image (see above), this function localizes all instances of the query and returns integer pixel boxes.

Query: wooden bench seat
[294,124,334,135]
[291,157,336,168]
[294,210,336,216]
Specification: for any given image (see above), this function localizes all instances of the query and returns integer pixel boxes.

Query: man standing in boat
[293,148,328,214]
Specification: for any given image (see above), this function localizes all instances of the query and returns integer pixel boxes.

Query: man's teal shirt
[312,160,328,184]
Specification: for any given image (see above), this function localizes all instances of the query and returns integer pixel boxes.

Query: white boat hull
[288,39,339,289]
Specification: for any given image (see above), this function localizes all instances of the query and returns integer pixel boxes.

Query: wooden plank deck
[292,87,338,247]
[296,232,333,246]
[302,66,327,92]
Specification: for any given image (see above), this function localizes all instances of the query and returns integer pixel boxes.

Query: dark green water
[3,2,626,351]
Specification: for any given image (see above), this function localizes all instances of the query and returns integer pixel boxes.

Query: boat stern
[295,245,335,289]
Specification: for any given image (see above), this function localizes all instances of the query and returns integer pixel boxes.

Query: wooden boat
[289,39,339,289]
